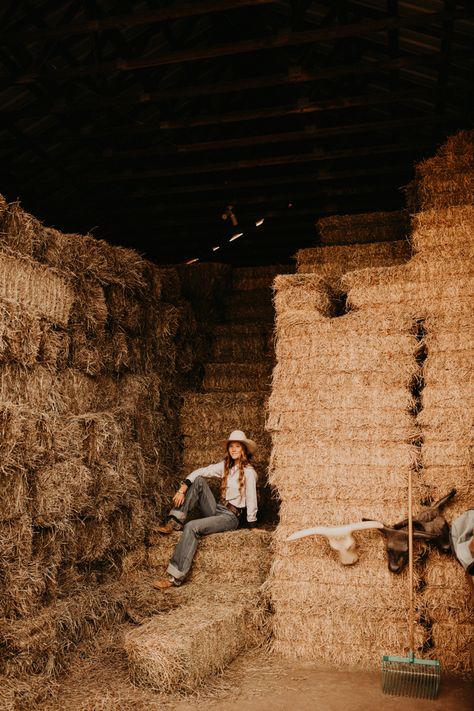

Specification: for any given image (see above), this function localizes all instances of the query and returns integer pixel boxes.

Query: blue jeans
[167,476,239,582]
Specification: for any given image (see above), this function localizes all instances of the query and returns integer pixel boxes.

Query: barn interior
[0,2,473,709]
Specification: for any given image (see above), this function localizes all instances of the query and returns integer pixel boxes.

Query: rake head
[381,653,441,699]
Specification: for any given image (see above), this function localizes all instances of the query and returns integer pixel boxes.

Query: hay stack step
[124,585,262,693]
[127,531,271,693]
[148,529,271,585]
[202,362,273,392]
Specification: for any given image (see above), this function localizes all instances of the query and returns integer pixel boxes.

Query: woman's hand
[172,489,186,507]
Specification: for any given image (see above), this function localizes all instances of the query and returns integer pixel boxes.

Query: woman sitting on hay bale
[152,430,258,589]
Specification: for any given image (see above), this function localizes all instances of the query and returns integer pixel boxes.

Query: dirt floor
[34,628,473,711]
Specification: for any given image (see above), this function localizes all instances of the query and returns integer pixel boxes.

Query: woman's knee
[184,520,201,537]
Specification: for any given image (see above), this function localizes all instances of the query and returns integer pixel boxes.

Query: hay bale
[69,280,108,334]
[0,515,47,619]
[211,323,273,362]
[180,391,270,471]
[232,264,294,290]
[422,438,472,468]
[54,368,98,414]
[343,267,474,313]
[417,129,474,175]
[32,460,93,526]
[105,285,145,333]
[269,441,418,490]
[316,210,409,245]
[409,129,474,210]
[176,262,231,303]
[0,404,42,470]
[269,379,415,412]
[224,288,274,322]
[270,609,427,668]
[270,463,412,512]
[68,329,103,376]
[38,324,70,371]
[40,230,147,290]
[0,581,128,677]
[124,586,263,693]
[268,464,411,503]
[0,299,42,367]
[422,551,473,624]
[411,205,474,257]
[0,465,28,521]
[70,411,126,467]
[0,249,74,326]
[147,529,271,586]
[0,198,46,258]
[428,622,474,676]
[108,502,146,553]
[273,273,337,316]
[296,240,411,289]
[180,392,267,439]
[202,362,272,392]
[66,517,113,565]
[0,364,56,409]
[417,406,473,440]
[417,466,473,510]
[267,544,422,614]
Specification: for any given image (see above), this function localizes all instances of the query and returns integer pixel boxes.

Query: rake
[381,466,441,699]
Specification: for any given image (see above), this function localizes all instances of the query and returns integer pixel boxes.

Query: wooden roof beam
[2,50,469,120]
[87,140,430,184]
[100,116,452,158]
[4,10,466,84]
[3,1,278,42]
[74,90,425,140]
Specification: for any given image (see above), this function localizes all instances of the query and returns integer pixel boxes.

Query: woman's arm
[245,467,258,524]
[172,461,225,506]
[186,461,225,483]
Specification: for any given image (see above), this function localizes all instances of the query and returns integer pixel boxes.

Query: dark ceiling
[0,1,473,266]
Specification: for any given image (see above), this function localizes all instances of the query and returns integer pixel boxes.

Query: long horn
[287,520,384,541]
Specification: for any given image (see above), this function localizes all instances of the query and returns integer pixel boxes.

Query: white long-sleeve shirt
[186,461,258,523]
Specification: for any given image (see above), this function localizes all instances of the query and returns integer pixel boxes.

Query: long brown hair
[220,444,253,501]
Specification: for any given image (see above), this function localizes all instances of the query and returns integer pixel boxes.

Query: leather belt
[224,501,241,517]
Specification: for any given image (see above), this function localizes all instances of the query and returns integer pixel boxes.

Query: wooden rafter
[1,10,465,84]
[2,0,278,41]
[88,141,424,183]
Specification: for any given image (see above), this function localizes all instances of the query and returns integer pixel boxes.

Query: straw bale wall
[267,273,422,668]
[268,148,474,674]
[0,195,192,687]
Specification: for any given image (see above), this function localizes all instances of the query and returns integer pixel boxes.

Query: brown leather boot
[155,518,183,535]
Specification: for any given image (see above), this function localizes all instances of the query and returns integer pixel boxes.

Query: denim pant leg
[167,504,238,581]
[168,476,217,525]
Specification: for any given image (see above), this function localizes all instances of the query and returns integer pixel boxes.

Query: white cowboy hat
[224,430,257,455]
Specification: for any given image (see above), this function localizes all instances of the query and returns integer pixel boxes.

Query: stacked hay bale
[126,528,272,693]
[267,270,426,667]
[316,210,409,245]
[296,240,411,283]
[405,130,474,675]
[405,129,474,212]
[0,196,186,688]
[179,264,292,523]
